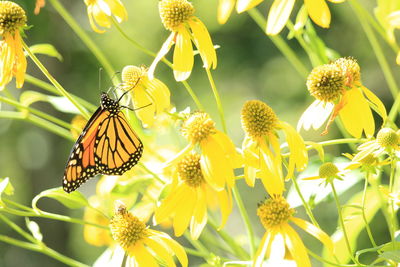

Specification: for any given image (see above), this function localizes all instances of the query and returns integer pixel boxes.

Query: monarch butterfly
[63,91,143,193]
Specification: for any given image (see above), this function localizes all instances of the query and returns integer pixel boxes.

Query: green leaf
[25,218,43,241]
[379,251,400,262]
[305,141,324,161]
[32,187,88,210]
[0,177,14,207]
[28,44,63,61]
[19,91,80,114]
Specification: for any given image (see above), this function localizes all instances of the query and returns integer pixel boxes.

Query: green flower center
[159,0,194,31]
[318,162,339,178]
[181,112,216,144]
[110,205,148,251]
[0,1,27,34]
[307,64,345,102]
[121,65,146,90]
[177,153,205,187]
[377,128,399,148]
[257,196,294,229]
[241,100,278,139]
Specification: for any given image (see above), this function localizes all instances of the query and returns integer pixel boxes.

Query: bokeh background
[0,0,397,266]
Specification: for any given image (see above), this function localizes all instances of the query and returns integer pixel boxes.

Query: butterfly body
[63,93,143,193]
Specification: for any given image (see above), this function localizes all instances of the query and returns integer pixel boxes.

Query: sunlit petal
[266,0,295,35]
[173,27,194,81]
[148,32,175,80]
[189,18,217,69]
[218,0,235,24]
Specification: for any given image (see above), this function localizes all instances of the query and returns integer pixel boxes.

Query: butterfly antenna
[117,77,141,102]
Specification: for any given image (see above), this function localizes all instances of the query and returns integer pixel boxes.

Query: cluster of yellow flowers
[2,0,400,266]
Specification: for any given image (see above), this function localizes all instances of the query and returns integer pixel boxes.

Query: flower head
[121,65,171,127]
[241,100,308,189]
[181,112,216,144]
[155,153,232,239]
[84,0,127,33]
[298,57,387,138]
[254,195,333,267]
[0,1,27,90]
[149,0,217,81]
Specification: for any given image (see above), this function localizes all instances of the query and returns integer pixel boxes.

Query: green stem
[138,162,165,184]
[290,176,320,227]
[184,247,210,258]
[232,186,255,256]
[111,19,204,110]
[247,9,309,79]
[25,74,97,112]
[389,154,397,247]
[205,68,227,133]
[307,248,378,267]
[22,41,90,119]
[47,0,116,81]
[389,92,400,122]
[183,232,209,256]
[330,181,358,264]
[207,218,249,260]
[0,111,73,140]
[0,213,37,243]
[0,235,89,267]
[361,173,378,248]
[349,0,399,99]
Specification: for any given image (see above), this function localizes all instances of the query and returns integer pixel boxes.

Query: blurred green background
[0,0,398,266]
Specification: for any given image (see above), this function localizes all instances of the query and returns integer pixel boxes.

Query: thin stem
[247,8,309,79]
[48,0,116,81]
[389,91,400,122]
[205,68,227,133]
[0,213,37,243]
[307,248,378,267]
[232,186,255,256]
[349,0,399,99]
[25,74,97,112]
[22,41,90,119]
[361,173,378,248]
[181,81,204,110]
[290,176,320,227]
[184,247,210,258]
[207,218,249,260]
[389,154,397,247]
[138,162,164,184]
[183,232,209,257]
[330,181,358,264]
[0,111,73,140]
[0,235,89,267]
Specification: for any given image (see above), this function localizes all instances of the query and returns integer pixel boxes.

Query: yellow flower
[217,0,263,24]
[34,0,46,15]
[164,112,242,191]
[121,65,171,127]
[108,203,188,267]
[84,0,127,33]
[254,195,333,267]
[241,100,308,191]
[155,153,232,239]
[302,162,349,183]
[298,57,387,138]
[381,9,400,64]
[352,127,400,163]
[0,1,27,90]
[343,152,390,173]
[149,0,217,82]
[70,115,87,139]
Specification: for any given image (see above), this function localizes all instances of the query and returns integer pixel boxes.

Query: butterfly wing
[63,107,109,192]
[95,111,143,175]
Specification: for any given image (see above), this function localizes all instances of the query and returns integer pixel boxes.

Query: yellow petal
[190,187,208,239]
[173,27,194,81]
[361,85,387,121]
[143,77,171,115]
[253,231,274,267]
[291,217,334,253]
[397,50,400,65]
[266,0,295,35]
[154,183,186,223]
[86,7,105,33]
[244,165,257,187]
[14,32,26,88]
[105,0,127,22]
[304,0,331,28]
[216,188,232,228]
[297,100,334,131]
[213,130,243,168]
[133,243,158,267]
[236,0,263,13]
[327,0,344,3]
[148,32,175,80]
[218,0,235,24]
[132,86,156,127]
[145,238,176,267]
[150,230,188,267]
[92,4,112,28]
[173,185,197,236]
[189,18,217,70]
[388,10,400,28]
[259,146,284,196]
[282,224,311,267]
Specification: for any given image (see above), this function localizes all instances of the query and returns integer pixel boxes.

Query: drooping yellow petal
[104,0,127,23]
[218,0,235,24]
[242,136,261,167]
[0,33,16,90]
[259,145,284,196]
[150,230,188,267]
[154,183,187,223]
[361,85,387,121]
[304,0,331,28]
[236,0,263,13]
[213,130,243,168]
[173,27,194,81]
[266,0,295,35]
[132,86,156,127]
[297,100,334,131]
[216,188,232,228]
[244,165,257,187]
[149,32,175,80]
[86,6,105,33]
[290,217,334,253]
[173,185,197,236]
[132,243,158,267]
[339,88,374,138]
[143,77,171,115]
[282,224,311,267]
[388,10,400,28]
[189,18,217,70]
[92,3,112,28]
[190,187,207,239]
[144,238,176,267]
[253,231,274,267]
[13,32,26,88]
